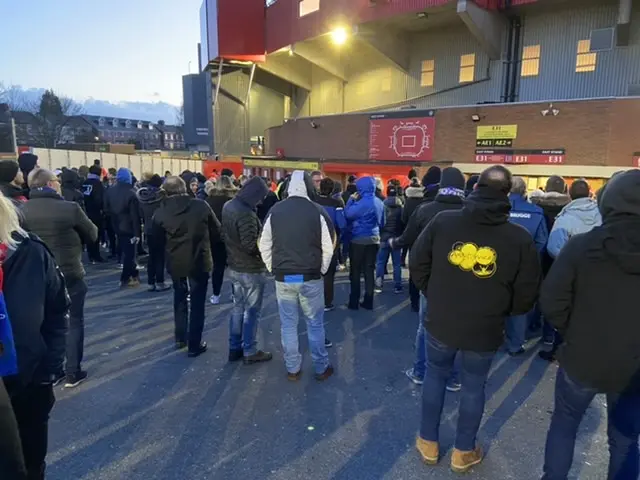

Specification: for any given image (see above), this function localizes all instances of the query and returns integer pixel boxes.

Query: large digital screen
[369,110,436,162]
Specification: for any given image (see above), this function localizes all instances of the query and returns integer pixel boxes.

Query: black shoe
[64,371,88,388]
[175,341,187,350]
[325,338,333,348]
[188,342,208,357]
[347,303,359,311]
[148,284,157,292]
[52,371,66,387]
[508,348,525,357]
[538,350,557,362]
[228,349,243,362]
[243,350,273,365]
[360,301,373,311]
[315,365,334,382]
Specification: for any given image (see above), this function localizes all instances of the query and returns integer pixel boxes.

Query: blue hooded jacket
[547,197,602,258]
[344,177,385,241]
[508,193,549,253]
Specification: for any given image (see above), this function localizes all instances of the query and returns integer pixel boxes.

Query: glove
[130,237,140,245]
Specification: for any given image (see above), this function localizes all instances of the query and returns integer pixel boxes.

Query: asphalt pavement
[46,263,609,480]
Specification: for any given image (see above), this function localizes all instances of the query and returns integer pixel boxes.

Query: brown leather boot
[451,446,483,473]
[415,436,439,465]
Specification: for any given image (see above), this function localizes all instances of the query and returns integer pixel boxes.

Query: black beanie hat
[465,174,480,194]
[17,153,38,174]
[0,160,20,183]
[221,168,234,177]
[439,167,465,190]
[421,166,441,187]
[149,174,163,188]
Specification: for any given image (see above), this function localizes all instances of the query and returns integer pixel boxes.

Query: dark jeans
[118,234,138,283]
[211,242,227,297]
[348,242,378,308]
[0,379,26,479]
[65,277,88,375]
[409,274,420,311]
[543,368,640,480]
[172,272,209,350]
[105,217,117,257]
[86,215,103,261]
[146,234,165,285]
[7,383,55,480]
[323,251,339,307]
[420,334,495,451]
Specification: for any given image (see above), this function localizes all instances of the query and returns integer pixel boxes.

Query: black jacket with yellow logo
[410,187,541,352]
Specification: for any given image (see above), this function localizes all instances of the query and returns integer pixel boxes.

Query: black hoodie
[541,170,640,393]
[410,186,541,352]
[221,177,269,273]
[137,185,166,235]
[152,195,220,278]
[61,169,85,208]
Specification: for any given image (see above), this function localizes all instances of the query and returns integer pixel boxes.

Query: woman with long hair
[0,192,69,479]
[205,175,238,304]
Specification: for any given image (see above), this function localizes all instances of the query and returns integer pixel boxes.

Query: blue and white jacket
[508,193,549,254]
[547,197,602,258]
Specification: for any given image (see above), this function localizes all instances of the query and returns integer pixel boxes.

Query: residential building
[81,115,162,150]
[155,121,186,150]
[198,0,640,189]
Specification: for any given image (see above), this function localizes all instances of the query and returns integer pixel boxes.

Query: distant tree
[174,103,184,126]
[74,128,100,144]
[16,89,84,148]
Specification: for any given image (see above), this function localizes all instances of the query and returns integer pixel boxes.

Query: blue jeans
[413,294,459,384]
[375,244,402,289]
[505,313,528,353]
[228,270,266,356]
[543,368,640,480]
[420,334,495,451]
[275,279,329,374]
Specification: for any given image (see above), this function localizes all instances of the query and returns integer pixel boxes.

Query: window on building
[98,117,105,127]
[521,45,541,77]
[421,59,435,87]
[459,54,475,83]
[299,0,319,17]
[576,39,597,73]
[381,68,392,92]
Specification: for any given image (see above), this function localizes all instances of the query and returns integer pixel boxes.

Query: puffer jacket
[137,185,166,235]
[380,196,403,241]
[547,197,602,258]
[0,183,27,206]
[104,182,142,237]
[22,188,98,280]
[221,177,269,273]
[344,177,385,241]
[402,186,424,224]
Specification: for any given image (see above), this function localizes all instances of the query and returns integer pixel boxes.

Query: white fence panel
[162,158,173,176]
[152,157,164,175]
[140,156,153,175]
[128,155,142,179]
[68,151,87,169]
[32,148,52,170]
[49,150,70,170]
[188,160,198,173]
[100,153,117,171]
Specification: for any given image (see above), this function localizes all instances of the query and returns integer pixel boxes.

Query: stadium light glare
[330,27,349,46]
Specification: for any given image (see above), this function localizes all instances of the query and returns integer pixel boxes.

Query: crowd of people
[0,153,638,479]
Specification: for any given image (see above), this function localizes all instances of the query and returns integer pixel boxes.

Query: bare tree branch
[174,103,184,126]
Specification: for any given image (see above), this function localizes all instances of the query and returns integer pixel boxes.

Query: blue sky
[0,0,203,106]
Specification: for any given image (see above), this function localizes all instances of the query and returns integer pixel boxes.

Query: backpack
[0,245,18,377]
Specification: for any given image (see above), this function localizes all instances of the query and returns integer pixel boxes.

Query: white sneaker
[210,295,221,305]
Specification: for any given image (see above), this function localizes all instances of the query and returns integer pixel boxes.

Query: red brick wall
[265,98,640,168]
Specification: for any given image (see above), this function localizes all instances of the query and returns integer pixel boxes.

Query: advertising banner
[474,149,565,165]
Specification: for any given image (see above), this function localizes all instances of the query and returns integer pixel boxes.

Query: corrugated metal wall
[518,3,640,101]
[214,70,286,154]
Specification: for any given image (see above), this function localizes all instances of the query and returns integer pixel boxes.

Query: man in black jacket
[105,168,141,288]
[392,167,466,388]
[138,174,169,292]
[1,212,68,480]
[221,176,272,365]
[409,165,540,473]
[60,168,85,209]
[153,176,220,357]
[82,165,106,263]
[375,185,404,293]
[540,170,640,480]
[0,160,27,205]
[22,168,98,388]
[259,171,335,381]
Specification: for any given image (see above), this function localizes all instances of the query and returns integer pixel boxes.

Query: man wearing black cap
[421,166,441,203]
[540,169,640,480]
[392,167,466,389]
[0,160,27,205]
[17,153,38,197]
[410,165,540,473]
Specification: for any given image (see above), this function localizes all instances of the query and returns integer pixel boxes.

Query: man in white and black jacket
[259,171,335,382]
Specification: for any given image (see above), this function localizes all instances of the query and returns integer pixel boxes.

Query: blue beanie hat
[116,167,132,184]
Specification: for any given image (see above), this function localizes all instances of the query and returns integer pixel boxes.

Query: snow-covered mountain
[2,86,179,123]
